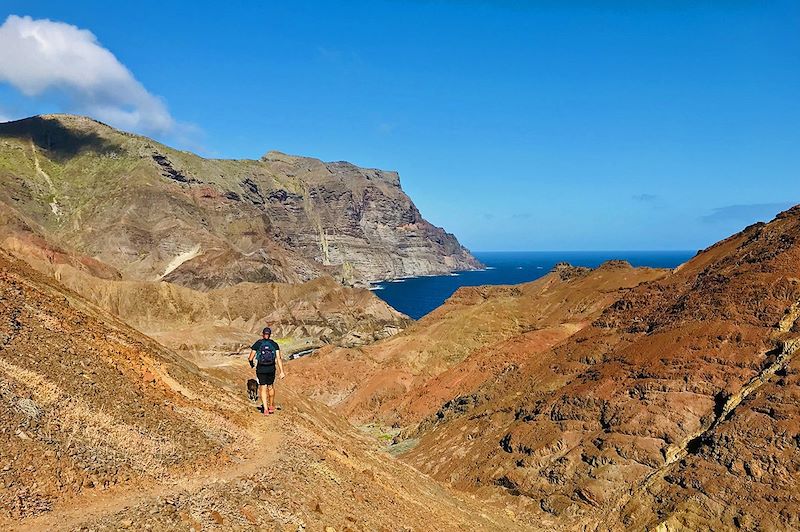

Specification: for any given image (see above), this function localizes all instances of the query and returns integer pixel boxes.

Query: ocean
[371,250,695,320]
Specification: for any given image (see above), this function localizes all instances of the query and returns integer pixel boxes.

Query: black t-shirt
[252,338,280,372]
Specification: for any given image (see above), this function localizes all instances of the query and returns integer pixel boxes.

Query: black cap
[262,327,272,335]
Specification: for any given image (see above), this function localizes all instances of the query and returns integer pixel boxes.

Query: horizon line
[471,249,698,253]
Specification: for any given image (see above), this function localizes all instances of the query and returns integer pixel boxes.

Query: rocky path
[10,414,281,532]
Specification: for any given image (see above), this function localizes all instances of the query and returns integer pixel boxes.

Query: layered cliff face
[0,201,410,353]
[399,206,800,530]
[0,114,480,290]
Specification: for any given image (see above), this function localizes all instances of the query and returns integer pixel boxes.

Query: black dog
[247,378,259,402]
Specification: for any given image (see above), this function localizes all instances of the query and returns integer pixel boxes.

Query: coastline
[368,250,694,319]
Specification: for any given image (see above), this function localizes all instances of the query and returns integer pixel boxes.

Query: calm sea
[371,250,694,319]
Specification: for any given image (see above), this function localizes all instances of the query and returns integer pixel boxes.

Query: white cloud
[0,15,175,133]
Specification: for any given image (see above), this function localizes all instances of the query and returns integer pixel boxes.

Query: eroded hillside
[12,249,410,354]
[287,260,668,426]
[0,249,520,531]
[0,249,251,519]
[0,183,411,354]
[400,207,800,530]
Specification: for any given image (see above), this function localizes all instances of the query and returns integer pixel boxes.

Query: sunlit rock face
[0,114,481,290]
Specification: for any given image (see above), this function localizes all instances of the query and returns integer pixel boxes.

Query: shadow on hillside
[0,116,116,163]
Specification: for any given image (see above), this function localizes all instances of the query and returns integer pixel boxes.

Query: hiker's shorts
[256,368,276,386]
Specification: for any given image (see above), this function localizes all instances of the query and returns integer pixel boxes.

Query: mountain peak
[0,113,114,132]
[260,150,298,163]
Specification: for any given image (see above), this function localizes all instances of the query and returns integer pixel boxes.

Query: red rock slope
[288,261,669,426]
[402,206,800,530]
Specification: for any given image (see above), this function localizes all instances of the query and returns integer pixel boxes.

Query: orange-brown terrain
[20,246,409,353]
[0,249,520,531]
[397,207,800,530]
[287,260,668,426]
[6,199,800,530]
[284,206,800,530]
[4,113,800,531]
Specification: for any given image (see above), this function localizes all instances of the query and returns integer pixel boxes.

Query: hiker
[248,327,285,415]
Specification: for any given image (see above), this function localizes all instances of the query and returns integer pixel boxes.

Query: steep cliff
[0,199,411,352]
[0,114,480,289]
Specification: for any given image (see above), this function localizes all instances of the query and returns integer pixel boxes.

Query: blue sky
[1,1,798,251]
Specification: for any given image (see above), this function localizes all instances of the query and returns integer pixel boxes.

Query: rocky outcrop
[398,205,800,530]
[18,255,410,354]
[0,114,481,290]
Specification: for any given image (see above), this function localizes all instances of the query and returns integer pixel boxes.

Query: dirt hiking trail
[11,410,282,532]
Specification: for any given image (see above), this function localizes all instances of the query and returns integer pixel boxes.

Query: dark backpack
[257,341,277,367]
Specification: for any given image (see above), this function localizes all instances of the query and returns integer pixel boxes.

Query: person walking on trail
[248,327,285,415]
